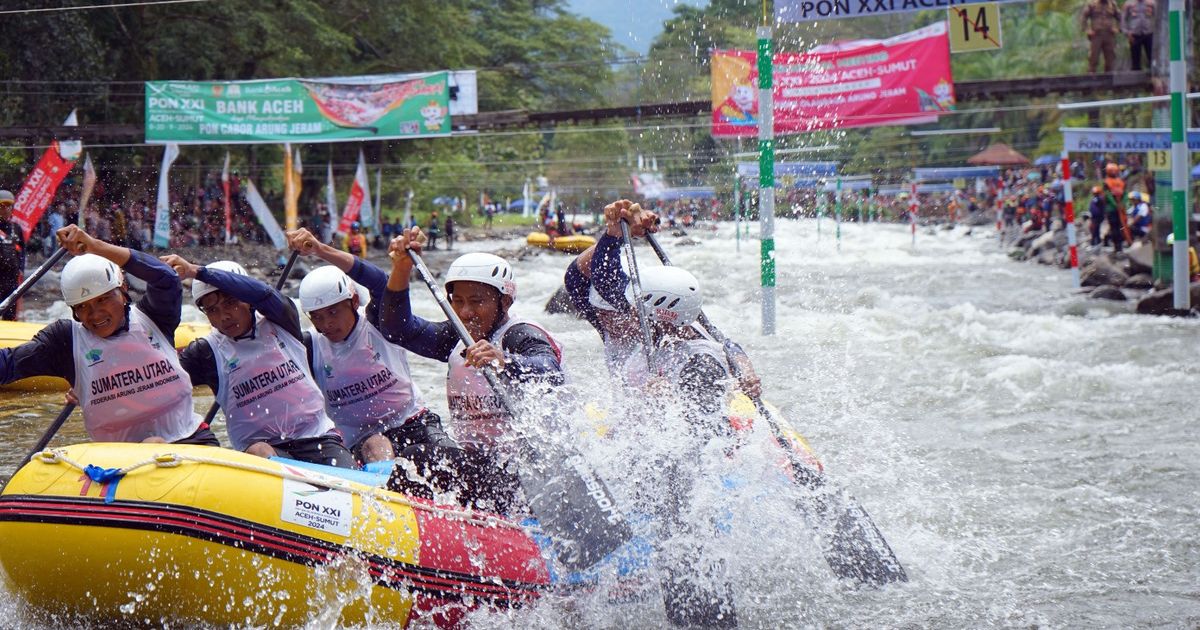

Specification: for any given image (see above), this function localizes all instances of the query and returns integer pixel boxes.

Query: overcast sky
[567,0,708,55]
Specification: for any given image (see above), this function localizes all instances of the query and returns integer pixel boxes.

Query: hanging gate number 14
[949,3,1003,53]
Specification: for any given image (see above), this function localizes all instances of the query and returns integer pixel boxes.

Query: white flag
[77,153,96,228]
[153,143,180,248]
[59,110,82,161]
[221,152,232,244]
[355,150,374,230]
[244,179,287,250]
[325,160,337,243]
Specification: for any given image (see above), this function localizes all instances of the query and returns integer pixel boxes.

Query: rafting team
[0,199,758,517]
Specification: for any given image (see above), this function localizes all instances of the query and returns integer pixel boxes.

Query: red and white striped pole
[909,181,918,248]
[1060,151,1080,288]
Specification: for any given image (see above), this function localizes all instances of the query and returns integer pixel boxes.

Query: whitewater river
[1,219,1197,628]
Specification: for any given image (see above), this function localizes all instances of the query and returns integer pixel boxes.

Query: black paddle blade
[805,485,908,586]
[661,554,738,629]
[517,446,632,572]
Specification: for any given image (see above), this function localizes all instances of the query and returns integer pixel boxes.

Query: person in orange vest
[344,221,368,258]
[1102,162,1131,248]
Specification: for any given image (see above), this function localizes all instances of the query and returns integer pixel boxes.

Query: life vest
[445,317,562,450]
[72,306,199,443]
[206,316,333,451]
[311,313,425,449]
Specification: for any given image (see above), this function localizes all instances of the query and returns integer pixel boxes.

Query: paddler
[581,204,744,628]
[0,226,216,446]
[162,255,355,468]
[566,199,760,398]
[379,229,565,515]
[286,228,460,489]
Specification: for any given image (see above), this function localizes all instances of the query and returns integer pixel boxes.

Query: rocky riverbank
[1003,222,1199,316]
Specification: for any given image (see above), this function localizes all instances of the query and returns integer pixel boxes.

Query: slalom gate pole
[1168,0,1191,310]
[909,181,918,248]
[1061,151,1081,288]
[758,25,776,335]
[835,177,842,251]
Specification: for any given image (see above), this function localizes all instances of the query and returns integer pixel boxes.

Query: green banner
[145,72,451,144]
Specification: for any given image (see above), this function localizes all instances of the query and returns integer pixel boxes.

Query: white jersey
[623,326,730,389]
[72,306,199,443]
[311,314,425,449]
[445,317,561,450]
[206,316,334,451]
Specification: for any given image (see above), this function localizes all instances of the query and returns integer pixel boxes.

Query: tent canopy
[967,143,1031,167]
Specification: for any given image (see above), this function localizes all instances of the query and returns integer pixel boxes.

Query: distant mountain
[568,0,707,54]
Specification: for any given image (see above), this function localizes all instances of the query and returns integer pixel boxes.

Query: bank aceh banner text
[145,72,451,144]
[711,22,955,138]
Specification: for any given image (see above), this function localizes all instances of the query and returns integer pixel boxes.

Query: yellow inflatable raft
[0,321,212,392]
[526,232,596,254]
[0,443,549,628]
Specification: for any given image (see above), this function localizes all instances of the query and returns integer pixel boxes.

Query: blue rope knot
[83,464,125,504]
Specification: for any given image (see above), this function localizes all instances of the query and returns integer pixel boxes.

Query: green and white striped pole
[835,176,843,251]
[1168,0,1191,310]
[758,25,776,335]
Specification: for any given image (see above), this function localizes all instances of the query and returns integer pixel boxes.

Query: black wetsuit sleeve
[501,323,565,386]
[377,287,459,362]
[125,249,182,344]
[0,319,75,385]
[178,338,219,393]
[590,234,632,311]
[347,257,388,327]
[303,331,315,370]
[564,260,603,333]
[677,354,728,422]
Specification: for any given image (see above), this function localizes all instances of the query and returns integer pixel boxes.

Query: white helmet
[299,265,369,312]
[191,260,248,303]
[61,254,124,307]
[634,266,702,326]
[444,252,515,297]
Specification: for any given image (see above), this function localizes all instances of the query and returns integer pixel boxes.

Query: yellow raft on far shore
[526,232,596,254]
[0,321,212,392]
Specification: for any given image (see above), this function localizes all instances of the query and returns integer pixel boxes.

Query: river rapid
[1,219,1197,628]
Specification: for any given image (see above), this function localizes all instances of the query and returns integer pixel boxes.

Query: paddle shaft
[203,250,301,424]
[0,247,69,316]
[18,403,77,468]
[618,220,655,364]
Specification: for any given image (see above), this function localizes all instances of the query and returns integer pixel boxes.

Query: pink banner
[12,141,76,240]
[712,22,955,137]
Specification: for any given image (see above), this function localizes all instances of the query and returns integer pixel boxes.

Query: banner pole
[1168,0,1191,310]
[1060,151,1081,288]
[758,24,776,335]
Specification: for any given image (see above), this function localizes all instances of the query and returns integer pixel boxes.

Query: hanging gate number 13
[949,3,1003,53]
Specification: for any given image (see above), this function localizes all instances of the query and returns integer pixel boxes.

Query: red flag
[337,153,368,234]
[12,141,76,240]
